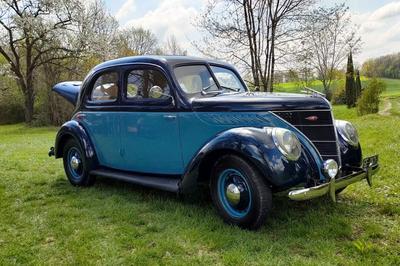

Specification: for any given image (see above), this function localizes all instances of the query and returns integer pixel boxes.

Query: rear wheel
[210,155,272,230]
[62,138,95,186]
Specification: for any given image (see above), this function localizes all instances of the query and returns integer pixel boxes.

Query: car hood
[190,92,331,112]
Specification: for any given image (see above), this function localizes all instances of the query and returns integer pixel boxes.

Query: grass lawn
[1,101,400,264]
[274,77,399,96]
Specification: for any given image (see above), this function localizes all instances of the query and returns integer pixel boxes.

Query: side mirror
[149,86,165,99]
[149,85,174,104]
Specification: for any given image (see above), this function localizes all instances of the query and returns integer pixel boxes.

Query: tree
[301,3,361,100]
[118,27,158,56]
[362,52,400,79]
[345,51,355,108]
[164,35,187,56]
[0,0,84,123]
[355,69,361,100]
[196,0,314,92]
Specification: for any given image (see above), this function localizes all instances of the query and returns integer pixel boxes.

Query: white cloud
[115,0,136,21]
[352,1,400,63]
[369,1,400,21]
[120,0,204,55]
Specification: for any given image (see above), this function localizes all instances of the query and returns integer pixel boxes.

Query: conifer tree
[345,51,355,108]
[355,70,362,101]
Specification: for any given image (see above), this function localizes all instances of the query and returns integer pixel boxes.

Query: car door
[79,69,124,169]
[119,65,183,175]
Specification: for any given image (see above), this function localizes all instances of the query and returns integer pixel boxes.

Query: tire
[210,154,272,230]
[62,138,95,186]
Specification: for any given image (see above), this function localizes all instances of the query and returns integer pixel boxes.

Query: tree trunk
[24,89,35,123]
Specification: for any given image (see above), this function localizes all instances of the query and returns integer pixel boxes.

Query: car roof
[92,55,234,72]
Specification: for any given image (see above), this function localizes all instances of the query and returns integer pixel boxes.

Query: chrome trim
[271,127,302,161]
[226,184,241,205]
[70,155,81,170]
[288,155,379,201]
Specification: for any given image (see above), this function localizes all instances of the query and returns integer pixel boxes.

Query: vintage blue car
[49,56,379,229]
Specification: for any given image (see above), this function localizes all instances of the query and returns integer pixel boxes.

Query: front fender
[180,127,319,193]
[54,120,98,167]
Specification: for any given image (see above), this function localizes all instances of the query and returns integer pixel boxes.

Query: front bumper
[288,155,379,202]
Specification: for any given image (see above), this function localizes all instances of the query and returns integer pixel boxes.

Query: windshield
[174,65,246,96]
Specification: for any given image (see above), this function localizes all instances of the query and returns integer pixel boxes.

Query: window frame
[85,68,122,106]
[173,63,220,98]
[121,64,176,108]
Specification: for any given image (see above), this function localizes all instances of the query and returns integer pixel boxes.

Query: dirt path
[379,98,392,116]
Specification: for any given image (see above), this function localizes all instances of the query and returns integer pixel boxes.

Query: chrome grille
[273,110,340,163]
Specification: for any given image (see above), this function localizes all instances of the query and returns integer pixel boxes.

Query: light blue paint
[80,112,124,169]
[119,112,183,174]
[81,110,325,179]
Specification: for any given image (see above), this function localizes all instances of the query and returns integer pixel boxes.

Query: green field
[274,77,400,97]
[1,98,400,264]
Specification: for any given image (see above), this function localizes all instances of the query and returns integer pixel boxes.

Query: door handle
[163,114,177,120]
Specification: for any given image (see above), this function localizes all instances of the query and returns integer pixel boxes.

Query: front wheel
[62,138,95,186]
[210,155,272,230]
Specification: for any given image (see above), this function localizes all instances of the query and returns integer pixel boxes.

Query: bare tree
[77,0,120,61]
[118,27,158,55]
[196,0,314,92]
[0,0,84,123]
[164,35,187,56]
[301,3,361,98]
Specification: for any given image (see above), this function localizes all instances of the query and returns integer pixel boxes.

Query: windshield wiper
[220,85,240,92]
[201,84,240,96]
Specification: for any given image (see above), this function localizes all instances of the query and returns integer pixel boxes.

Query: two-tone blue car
[49,56,379,229]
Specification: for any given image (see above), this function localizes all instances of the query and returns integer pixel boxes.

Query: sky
[104,0,400,65]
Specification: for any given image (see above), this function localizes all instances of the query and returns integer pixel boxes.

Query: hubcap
[67,147,83,180]
[70,155,81,170]
[226,183,241,205]
[217,168,252,218]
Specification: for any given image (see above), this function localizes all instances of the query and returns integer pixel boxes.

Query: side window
[90,72,119,102]
[126,69,171,101]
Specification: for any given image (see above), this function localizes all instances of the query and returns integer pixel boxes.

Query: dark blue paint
[337,131,362,169]
[53,81,81,105]
[54,120,98,170]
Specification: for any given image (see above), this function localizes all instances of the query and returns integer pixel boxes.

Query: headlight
[271,128,302,161]
[335,120,359,147]
[323,159,338,178]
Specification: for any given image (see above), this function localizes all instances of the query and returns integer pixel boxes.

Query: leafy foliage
[362,52,400,79]
[357,78,386,116]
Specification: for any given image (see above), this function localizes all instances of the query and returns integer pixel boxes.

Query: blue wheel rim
[67,147,83,180]
[217,168,252,218]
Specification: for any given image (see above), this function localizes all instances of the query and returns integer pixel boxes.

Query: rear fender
[54,120,98,168]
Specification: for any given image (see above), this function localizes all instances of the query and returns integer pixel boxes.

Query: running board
[90,169,181,193]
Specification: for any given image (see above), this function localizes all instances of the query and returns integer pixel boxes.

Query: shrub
[331,80,346,105]
[357,78,386,116]
[0,87,25,125]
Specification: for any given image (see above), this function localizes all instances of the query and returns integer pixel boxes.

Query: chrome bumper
[288,155,379,202]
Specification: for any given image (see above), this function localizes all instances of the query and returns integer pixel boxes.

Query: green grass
[274,77,399,96]
[380,78,400,97]
[1,102,400,265]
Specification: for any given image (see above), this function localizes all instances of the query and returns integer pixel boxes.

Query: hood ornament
[305,115,318,122]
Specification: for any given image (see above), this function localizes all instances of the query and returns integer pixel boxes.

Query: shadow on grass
[47,175,384,244]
